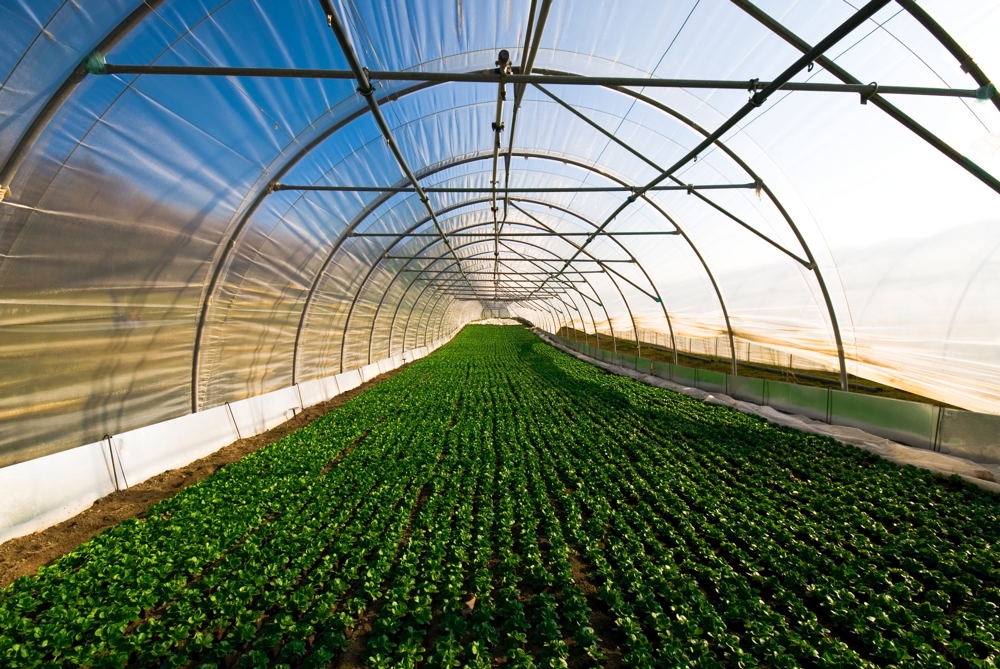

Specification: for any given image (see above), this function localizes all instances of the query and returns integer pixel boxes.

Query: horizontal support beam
[386,255,633,262]
[352,231,679,237]
[436,290,565,294]
[403,270,605,275]
[96,63,992,100]
[436,295,566,300]
[460,297,553,302]
[434,277,586,284]
[274,182,759,193]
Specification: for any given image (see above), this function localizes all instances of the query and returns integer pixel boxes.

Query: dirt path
[0,364,413,588]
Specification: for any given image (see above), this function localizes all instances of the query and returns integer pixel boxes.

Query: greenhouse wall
[0,330,462,544]
[548,334,1000,466]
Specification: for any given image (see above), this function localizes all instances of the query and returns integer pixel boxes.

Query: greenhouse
[1,0,999,666]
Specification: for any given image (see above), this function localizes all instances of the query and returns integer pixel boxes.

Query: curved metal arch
[391,247,604,362]
[360,220,610,362]
[288,160,651,382]
[0,0,165,194]
[363,218,606,364]
[291,150,707,383]
[390,239,596,359]
[346,201,643,365]
[372,234,632,362]
[194,65,855,403]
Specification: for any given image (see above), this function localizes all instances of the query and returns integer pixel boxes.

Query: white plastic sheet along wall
[1,0,999,472]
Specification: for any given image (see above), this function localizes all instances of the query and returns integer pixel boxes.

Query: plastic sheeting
[1,1,998,466]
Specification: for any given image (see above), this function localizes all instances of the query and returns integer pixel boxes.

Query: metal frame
[90,65,991,100]
[275,183,757,193]
[332,198,666,371]
[384,237,610,363]
[384,243,613,360]
[189,49,989,406]
[287,149,733,380]
[291,142,745,385]
[0,0,166,200]
[4,1,992,410]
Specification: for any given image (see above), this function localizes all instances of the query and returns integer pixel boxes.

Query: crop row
[1,325,998,667]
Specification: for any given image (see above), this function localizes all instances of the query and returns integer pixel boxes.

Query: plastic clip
[807,61,815,72]
[686,184,694,195]
[83,50,107,75]
[860,81,879,105]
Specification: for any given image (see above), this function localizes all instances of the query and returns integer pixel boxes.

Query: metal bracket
[83,50,107,75]
[860,81,879,104]
[495,49,513,76]
[748,77,765,106]
[357,67,375,97]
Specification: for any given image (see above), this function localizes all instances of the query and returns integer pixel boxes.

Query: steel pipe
[92,63,989,100]
[274,182,757,193]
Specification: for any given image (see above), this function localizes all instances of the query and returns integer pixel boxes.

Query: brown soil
[0,364,414,589]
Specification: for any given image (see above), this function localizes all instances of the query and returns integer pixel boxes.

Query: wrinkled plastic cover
[0,0,998,465]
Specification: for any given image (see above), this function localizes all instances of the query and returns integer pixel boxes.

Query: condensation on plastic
[0,0,998,467]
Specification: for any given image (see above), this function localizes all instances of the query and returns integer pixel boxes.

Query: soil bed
[0,363,413,588]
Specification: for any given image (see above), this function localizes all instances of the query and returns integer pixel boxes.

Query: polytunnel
[4,1,1000,664]
[2,0,1000,485]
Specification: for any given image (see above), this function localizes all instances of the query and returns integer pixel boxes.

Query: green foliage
[1,325,998,667]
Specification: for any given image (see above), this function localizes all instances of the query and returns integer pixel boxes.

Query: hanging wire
[838,0,990,131]
[566,0,702,214]
[676,7,906,178]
